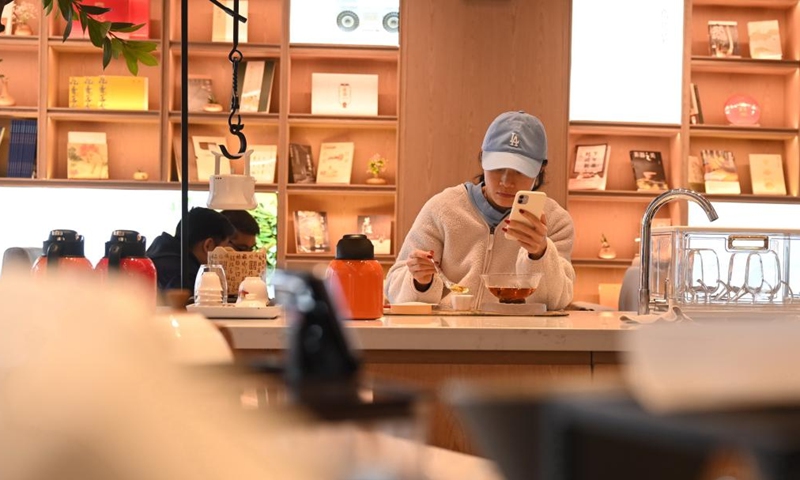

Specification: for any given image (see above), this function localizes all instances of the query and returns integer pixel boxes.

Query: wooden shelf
[703,193,800,204]
[691,56,800,75]
[287,184,396,195]
[0,178,279,193]
[47,109,160,123]
[168,111,279,125]
[572,258,634,269]
[0,37,39,50]
[169,42,281,57]
[289,44,399,61]
[693,0,796,7]
[288,114,398,128]
[567,190,662,202]
[568,121,681,137]
[0,107,39,118]
[689,125,798,140]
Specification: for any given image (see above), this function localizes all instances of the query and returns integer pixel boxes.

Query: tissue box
[208,246,268,297]
[648,226,800,314]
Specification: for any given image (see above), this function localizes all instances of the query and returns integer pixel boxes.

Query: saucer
[478,302,546,316]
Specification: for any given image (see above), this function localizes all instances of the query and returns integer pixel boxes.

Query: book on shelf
[67,131,108,180]
[357,215,392,255]
[568,144,610,191]
[687,155,705,193]
[68,77,85,108]
[192,136,230,181]
[0,117,11,176]
[629,150,668,192]
[311,73,379,116]
[7,119,37,179]
[97,76,148,110]
[237,60,276,113]
[173,138,196,182]
[701,149,741,194]
[316,142,354,184]
[689,83,704,125]
[187,76,214,112]
[288,143,315,184]
[212,0,248,43]
[749,153,786,196]
[747,20,782,60]
[0,2,12,35]
[294,211,330,253]
[708,21,741,58]
[249,144,277,183]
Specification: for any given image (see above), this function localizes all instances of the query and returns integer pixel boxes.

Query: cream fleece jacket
[385,185,575,310]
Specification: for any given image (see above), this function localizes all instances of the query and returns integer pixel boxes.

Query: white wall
[570,0,684,124]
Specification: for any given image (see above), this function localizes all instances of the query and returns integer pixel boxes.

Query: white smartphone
[505,191,547,240]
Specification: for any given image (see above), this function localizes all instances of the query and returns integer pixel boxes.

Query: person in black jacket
[146,207,235,291]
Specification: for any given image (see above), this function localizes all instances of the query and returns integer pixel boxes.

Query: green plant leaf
[110,22,143,33]
[135,50,158,67]
[63,15,73,39]
[102,38,112,69]
[43,0,54,15]
[110,38,123,59]
[79,9,88,32]
[57,0,73,22]
[79,5,111,15]
[122,48,139,76]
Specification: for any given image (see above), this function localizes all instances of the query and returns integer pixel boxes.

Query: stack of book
[6,119,38,178]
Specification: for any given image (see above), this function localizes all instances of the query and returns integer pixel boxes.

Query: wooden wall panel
[398,0,572,243]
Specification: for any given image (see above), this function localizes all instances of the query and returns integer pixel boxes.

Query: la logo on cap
[509,132,520,148]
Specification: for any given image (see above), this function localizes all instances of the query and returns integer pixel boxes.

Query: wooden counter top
[213,310,633,353]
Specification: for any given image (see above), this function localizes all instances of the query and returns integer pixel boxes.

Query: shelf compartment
[289,57,398,116]
[703,193,800,203]
[168,111,279,125]
[289,45,399,61]
[0,178,278,192]
[689,125,798,140]
[572,258,635,268]
[48,109,160,123]
[568,122,680,137]
[692,56,800,75]
[170,0,283,45]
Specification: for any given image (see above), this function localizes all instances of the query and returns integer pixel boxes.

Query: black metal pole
[180,0,189,290]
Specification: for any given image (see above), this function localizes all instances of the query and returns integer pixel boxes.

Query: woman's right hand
[406,249,436,286]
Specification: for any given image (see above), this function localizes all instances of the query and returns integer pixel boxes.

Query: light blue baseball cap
[481,111,547,179]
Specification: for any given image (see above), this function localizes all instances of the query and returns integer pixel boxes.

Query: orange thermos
[95,230,157,305]
[326,234,384,320]
[31,229,94,277]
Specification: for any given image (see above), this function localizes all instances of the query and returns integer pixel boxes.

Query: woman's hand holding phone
[503,191,549,260]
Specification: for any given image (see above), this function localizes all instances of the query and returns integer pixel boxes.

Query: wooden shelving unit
[0,0,400,271]
[567,0,800,304]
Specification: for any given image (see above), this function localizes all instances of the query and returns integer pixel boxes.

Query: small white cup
[451,294,474,311]
[237,276,269,305]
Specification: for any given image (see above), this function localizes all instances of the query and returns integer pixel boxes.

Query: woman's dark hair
[473,151,547,190]
[175,207,235,247]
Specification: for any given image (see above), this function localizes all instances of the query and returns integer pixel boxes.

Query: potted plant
[0,58,15,106]
[366,153,387,185]
[12,1,36,35]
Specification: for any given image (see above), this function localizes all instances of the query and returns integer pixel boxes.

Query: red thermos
[95,230,157,304]
[31,229,94,277]
[326,234,384,320]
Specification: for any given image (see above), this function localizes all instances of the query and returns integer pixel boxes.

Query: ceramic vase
[0,78,15,107]
[14,23,33,36]
[366,176,387,185]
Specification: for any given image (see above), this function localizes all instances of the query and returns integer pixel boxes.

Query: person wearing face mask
[146,207,235,291]
[385,111,575,310]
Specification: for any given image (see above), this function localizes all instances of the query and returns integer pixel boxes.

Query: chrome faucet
[638,188,719,315]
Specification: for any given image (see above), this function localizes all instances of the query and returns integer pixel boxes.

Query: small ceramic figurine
[203,93,224,112]
[133,170,149,181]
[598,233,617,260]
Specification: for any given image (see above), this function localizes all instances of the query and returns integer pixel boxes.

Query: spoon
[430,259,469,294]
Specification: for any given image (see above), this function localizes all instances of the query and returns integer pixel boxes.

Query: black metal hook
[209,0,249,160]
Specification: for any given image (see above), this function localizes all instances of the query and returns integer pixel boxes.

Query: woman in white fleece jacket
[385,111,575,311]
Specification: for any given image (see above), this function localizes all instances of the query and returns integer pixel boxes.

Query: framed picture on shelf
[250,144,277,183]
[187,76,214,112]
[708,20,741,58]
[294,211,330,253]
[237,60,277,113]
[749,154,786,196]
[356,215,392,255]
[316,142,354,184]
[747,20,782,60]
[67,131,109,180]
[311,73,379,116]
[568,144,610,191]
[192,136,230,181]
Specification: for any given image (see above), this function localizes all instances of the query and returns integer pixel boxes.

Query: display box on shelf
[311,73,379,116]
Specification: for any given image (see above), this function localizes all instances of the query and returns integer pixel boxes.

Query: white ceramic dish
[186,304,281,319]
